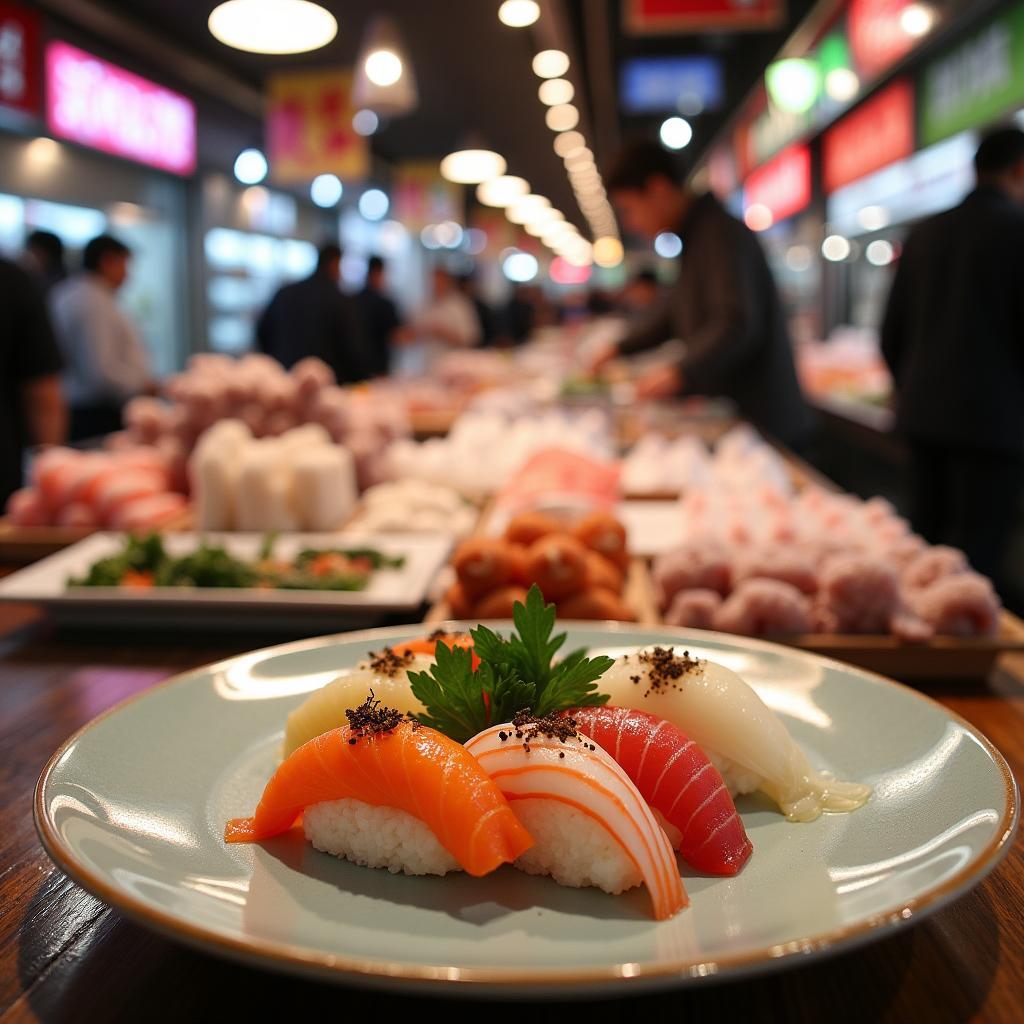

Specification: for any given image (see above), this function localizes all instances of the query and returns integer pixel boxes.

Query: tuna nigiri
[568,706,752,876]
[466,712,687,920]
[228,694,533,878]
[601,647,870,822]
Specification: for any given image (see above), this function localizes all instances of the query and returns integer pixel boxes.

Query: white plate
[0,532,453,627]
[35,624,1018,996]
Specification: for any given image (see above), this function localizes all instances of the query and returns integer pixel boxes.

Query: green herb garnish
[408,584,612,741]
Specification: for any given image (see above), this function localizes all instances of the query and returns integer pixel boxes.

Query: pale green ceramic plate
[35,624,1018,997]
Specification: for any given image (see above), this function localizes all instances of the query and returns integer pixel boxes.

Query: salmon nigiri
[227,694,533,878]
[465,712,687,920]
[569,706,752,876]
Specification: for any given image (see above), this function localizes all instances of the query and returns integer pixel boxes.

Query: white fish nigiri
[601,648,870,822]
[466,718,687,920]
[282,652,431,757]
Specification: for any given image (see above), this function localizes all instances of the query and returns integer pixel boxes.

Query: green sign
[920,3,1024,146]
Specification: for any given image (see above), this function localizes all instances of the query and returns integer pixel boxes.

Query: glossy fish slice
[226,720,533,877]
[570,706,752,875]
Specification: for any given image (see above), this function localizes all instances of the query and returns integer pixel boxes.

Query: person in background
[501,284,536,345]
[50,234,151,441]
[0,257,66,503]
[406,265,482,351]
[589,140,812,447]
[619,268,660,319]
[256,243,368,384]
[881,126,1024,587]
[355,255,401,377]
[23,229,67,296]
[456,271,497,347]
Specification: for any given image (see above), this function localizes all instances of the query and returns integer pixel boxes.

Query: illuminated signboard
[624,0,783,34]
[620,56,723,114]
[45,41,196,175]
[743,144,811,225]
[0,2,40,115]
[919,3,1024,146]
[823,79,915,193]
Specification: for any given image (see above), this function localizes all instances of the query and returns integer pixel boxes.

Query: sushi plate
[0,532,453,628]
[35,624,1018,997]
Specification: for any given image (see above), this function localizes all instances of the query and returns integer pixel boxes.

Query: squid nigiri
[600,648,870,822]
[465,712,687,920]
[568,706,752,875]
[282,635,475,757]
[228,695,533,877]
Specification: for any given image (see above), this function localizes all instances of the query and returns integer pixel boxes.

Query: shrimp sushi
[465,712,687,920]
[229,694,533,877]
[282,635,475,757]
[569,706,752,876]
[600,647,870,822]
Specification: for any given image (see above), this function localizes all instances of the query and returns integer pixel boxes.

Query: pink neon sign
[45,41,196,175]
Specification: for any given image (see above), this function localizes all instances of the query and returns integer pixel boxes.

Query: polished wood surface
[1,603,1021,1023]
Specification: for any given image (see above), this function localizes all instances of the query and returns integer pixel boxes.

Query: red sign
[743,144,811,224]
[624,0,783,33]
[0,2,40,115]
[823,79,914,193]
[848,0,917,80]
[46,42,196,175]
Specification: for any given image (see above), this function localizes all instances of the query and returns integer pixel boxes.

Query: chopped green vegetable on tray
[68,534,405,592]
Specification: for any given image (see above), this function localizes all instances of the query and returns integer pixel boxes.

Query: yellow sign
[266,69,368,183]
[393,160,462,232]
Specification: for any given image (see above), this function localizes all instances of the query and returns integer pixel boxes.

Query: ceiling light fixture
[532,49,570,78]
[507,193,550,224]
[209,0,337,54]
[353,16,418,117]
[545,103,579,132]
[498,0,540,28]
[476,174,530,207]
[440,148,507,184]
[539,78,574,106]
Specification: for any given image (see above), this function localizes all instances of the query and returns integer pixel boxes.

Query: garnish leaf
[533,649,614,717]
[408,641,535,743]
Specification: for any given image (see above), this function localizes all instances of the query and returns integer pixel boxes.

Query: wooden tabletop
[1,604,1021,1024]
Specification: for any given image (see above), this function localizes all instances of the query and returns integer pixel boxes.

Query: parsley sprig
[407,585,612,742]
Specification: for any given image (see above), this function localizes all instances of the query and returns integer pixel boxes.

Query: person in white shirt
[50,234,152,440]
[406,266,482,358]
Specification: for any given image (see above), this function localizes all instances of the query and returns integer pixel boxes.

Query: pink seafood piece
[713,578,813,635]
[55,502,100,528]
[652,543,732,606]
[902,546,969,591]
[6,488,51,526]
[732,548,818,595]
[816,554,900,633]
[663,588,722,630]
[107,492,188,531]
[913,573,1001,637]
[93,470,166,524]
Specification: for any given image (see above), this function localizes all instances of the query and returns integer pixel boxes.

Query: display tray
[0,509,192,565]
[0,531,454,630]
[780,612,1024,681]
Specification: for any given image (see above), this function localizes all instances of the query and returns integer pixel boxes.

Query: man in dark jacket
[256,243,368,383]
[0,257,66,503]
[355,255,401,377]
[591,140,812,447]
[881,126,1024,584]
